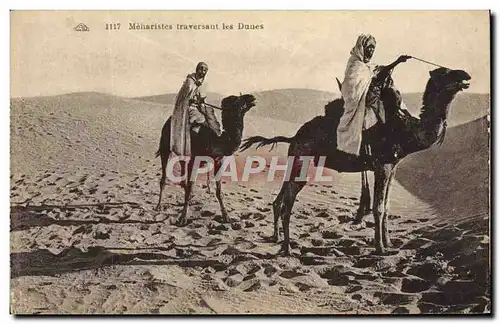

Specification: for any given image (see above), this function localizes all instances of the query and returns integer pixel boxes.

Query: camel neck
[220,118,244,155]
[418,85,457,148]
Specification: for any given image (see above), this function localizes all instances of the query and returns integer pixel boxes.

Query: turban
[196,62,208,70]
[350,34,377,63]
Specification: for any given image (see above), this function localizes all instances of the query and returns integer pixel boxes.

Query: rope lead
[411,56,448,69]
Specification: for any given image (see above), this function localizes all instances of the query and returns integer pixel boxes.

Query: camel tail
[155,117,171,158]
[239,135,295,152]
[155,133,164,158]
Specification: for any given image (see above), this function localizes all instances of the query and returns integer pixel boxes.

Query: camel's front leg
[372,163,393,254]
[177,180,193,226]
[355,170,371,223]
[206,171,212,194]
[382,167,396,248]
[213,160,229,222]
[176,160,194,226]
[215,180,229,223]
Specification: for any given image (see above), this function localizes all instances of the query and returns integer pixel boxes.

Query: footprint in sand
[337,214,351,223]
[401,237,435,250]
[244,221,256,228]
[321,230,343,240]
[231,223,242,230]
[400,277,433,293]
[252,213,267,221]
[346,285,363,294]
[373,291,420,307]
[224,274,244,288]
[316,266,353,286]
[312,206,327,212]
[315,211,330,219]
[311,239,323,247]
[296,213,308,220]
[201,210,216,218]
[234,239,257,251]
[93,227,111,240]
[207,221,229,232]
[240,212,252,220]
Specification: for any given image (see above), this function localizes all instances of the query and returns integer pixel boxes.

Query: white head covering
[350,34,377,63]
[196,61,208,71]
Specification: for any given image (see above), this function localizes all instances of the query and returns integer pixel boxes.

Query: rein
[204,102,224,111]
[411,56,449,69]
[204,101,249,111]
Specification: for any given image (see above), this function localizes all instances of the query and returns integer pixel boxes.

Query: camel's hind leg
[276,155,308,256]
[213,160,229,223]
[382,166,396,248]
[272,188,286,242]
[372,163,394,254]
[155,151,169,211]
[279,179,306,256]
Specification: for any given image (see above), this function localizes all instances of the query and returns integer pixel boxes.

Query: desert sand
[10,91,490,314]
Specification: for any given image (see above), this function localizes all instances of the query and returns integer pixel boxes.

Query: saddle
[190,124,219,156]
[317,77,410,172]
[362,73,413,163]
[189,96,222,137]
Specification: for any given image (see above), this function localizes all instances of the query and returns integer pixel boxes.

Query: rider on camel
[336,34,411,160]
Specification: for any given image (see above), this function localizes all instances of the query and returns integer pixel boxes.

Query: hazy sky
[11,10,490,98]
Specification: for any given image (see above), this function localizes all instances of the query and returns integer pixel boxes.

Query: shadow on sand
[10,246,230,278]
[10,203,163,232]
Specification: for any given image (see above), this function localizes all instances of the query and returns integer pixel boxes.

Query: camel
[239,67,471,255]
[155,94,257,226]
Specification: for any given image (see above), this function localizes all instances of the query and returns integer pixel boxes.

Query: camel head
[220,94,257,129]
[429,67,471,93]
[221,94,256,113]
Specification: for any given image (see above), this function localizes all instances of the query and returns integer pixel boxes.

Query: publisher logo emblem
[73,23,90,32]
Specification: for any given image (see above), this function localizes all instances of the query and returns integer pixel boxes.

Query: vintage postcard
[10,10,490,315]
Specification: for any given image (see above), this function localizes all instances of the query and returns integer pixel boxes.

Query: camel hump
[324,98,344,118]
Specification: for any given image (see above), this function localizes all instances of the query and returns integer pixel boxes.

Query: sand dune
[136,89,489,127]
[396,116,490,221]
[10,92,490,314]
[133,92,225,107]
[401,92,490,127]
[10,93,168,177]
[10,92,300,176]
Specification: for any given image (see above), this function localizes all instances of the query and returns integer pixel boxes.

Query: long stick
[204,102,223,111]
[411,56,447,69]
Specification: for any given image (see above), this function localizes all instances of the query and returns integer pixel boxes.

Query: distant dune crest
[132,88,489,127]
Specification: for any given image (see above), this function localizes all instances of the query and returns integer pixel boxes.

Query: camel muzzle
[453,70,471,90]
